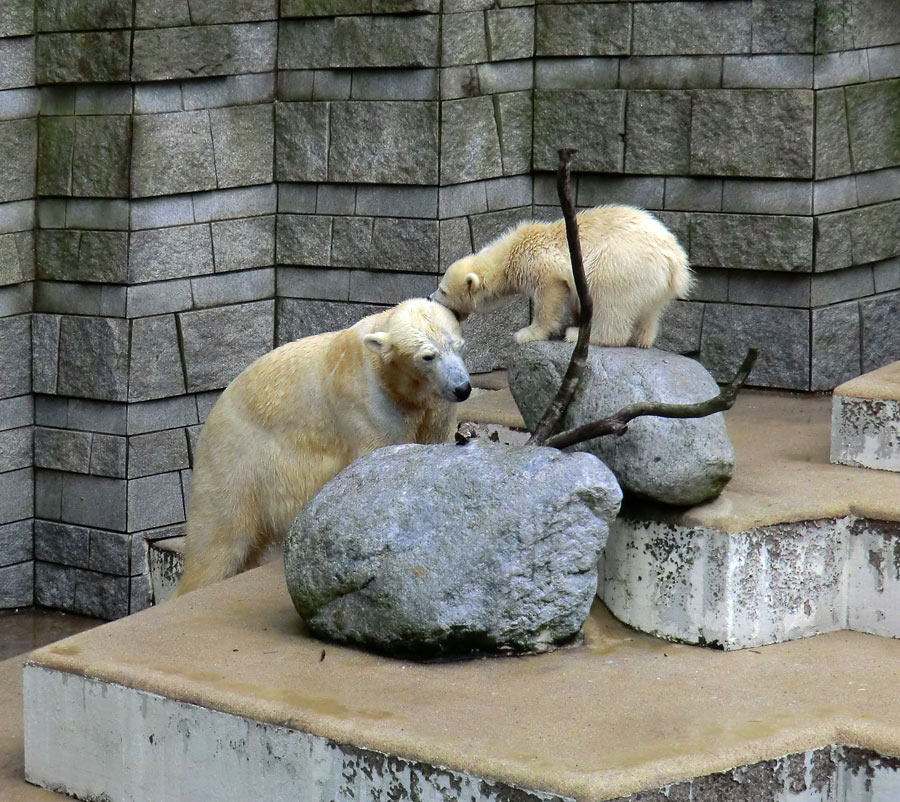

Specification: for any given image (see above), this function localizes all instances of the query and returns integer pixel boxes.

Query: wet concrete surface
[0,608,102,661]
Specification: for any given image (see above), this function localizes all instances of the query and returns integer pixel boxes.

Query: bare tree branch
[542,348,758,450]
[528,149,593,446]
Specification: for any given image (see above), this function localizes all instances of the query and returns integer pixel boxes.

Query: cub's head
[363,298,471,402]
[430,254,491,321]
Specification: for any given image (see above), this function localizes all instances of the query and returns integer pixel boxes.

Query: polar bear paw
[564,326,579,343]
[514,326,547,345]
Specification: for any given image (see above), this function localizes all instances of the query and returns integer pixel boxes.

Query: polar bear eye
[421,353,436,362]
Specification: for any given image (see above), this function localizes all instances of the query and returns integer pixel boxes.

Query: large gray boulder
[284,441,621,658]
[509,343,734,506]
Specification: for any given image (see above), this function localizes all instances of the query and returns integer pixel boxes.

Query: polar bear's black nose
[454,382,471,401]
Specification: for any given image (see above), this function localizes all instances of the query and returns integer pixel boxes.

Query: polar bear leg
[515,279,570,344]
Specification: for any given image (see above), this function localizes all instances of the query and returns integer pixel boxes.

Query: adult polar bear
[175,299,471,595]
[431,205,692,348]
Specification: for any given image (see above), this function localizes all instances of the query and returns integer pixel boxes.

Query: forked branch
[543,348,758,450]
[528,149,593,446]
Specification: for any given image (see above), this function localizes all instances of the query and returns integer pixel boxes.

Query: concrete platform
[22,561,900,801]
[831,362,900,472]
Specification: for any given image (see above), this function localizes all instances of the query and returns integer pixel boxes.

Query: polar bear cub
[431,205,692,348]
[175,298,470,595]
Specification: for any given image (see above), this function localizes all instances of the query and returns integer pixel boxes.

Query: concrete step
[22,561,900,802]
[831,361,900,472]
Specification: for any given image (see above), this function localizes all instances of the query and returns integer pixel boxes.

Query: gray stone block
[439,182,487,218]
[700,303,810,389]
[856,167,900,207]
[31,314,60,393]
[333,15,439,68]
[37,231,128,284]
[74,85,133,116]
[60,473,126,531]
[212,215,275,272]
[0,283,32,317]
[129,314,186,402]
[691,90,814,178]
[277,214,332,266]
[33,398,67,430]
[90,434,127,478]
[87,529,131,575]
[35,562,129,619]
[277,266,350,301]
[625,90,691,175]
[534,57,618,90]
[860,291,900,373]
[0,119,36,203]
[683,267,734,301]
[134,83,184,115]
[495,91,532,175]
[728,271,811,307]
[814,211,853,272]
[57,316,129,402]
[130,195,195,230]
[330,216,372,267]
[654,299,703,354]
[813,175,858,215]
[459,296,530,372]
[34,468,62,520]
[664,177,723,212]
[868,44,900,81]
[65,200,130,232]
[577,175,665,209]
[814,50,870,89]
[815,0,898,52]
[34,520,90,569]
[810,265,875,306]
[0,200,35,235]
[0,0,33,37]
[441,96,503,184]
[179,300,273,392]
[723,55,813,88]
[37,0,132,30]
[275,298,386,344]
[439,65,480,100]
[0,395,32,433]
[845,79,900,174]
[0,561,32,608]
[188,0,278,24]
[0,426,31,473]
[132,22,277,81]
[536,4,630,56]
[0,520,32,568]
[191,268,275,308]
[128,428,190,479]
[36,31,131,84]
[193,184,276,221]
[469,206,531,250]
[315,184,355,215]
[182,73,275,111]
[0,37,35,91]
[486,7,534,61]
[129,224,214,283]
[132,111,216,198]
[34,427,91,474]
[849,200,900,266]
[71,116,131,198]
[721,179,812,215]
[0,232,32,287]
[0,315,31,398]
[355,185,438,219]
[618,55,722,89]
[691,213,813,272]
[633,1,751,55]
[815,88,852,179]
[442,12,488,66]
[476,61,533,95]
[38,86,74,117]
[209,105,274,188]
[348,270,436,304]
[533,89,624,172]
[350,68,439,101]
[274,102,328,182]
[277,183,317,214]
[485,175,532,211]
[0,88,41,120]
[68,400,127,436]
[126,395,197,435]
[126,279,193,319]
[371,217,439,273]
[439,217,473,269]
[874,257,900,293]
[329,102,439,184]
[751,0,814,54]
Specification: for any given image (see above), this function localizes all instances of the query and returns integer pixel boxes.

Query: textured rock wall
[5,0,900,615]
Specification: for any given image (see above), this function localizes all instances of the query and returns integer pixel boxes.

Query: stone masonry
[1,0,898,616]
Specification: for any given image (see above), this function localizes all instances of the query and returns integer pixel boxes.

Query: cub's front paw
[514,327,546,345]
[564,326,579,343]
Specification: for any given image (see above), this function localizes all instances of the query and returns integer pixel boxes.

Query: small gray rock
[509,343,735,506]
[284,441,621,658]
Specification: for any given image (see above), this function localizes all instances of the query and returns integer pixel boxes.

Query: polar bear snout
[434,352,471,402]
[453,381,472,401]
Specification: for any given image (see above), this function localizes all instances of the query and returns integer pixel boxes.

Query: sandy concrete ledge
[23,561,900,801]
[835,362,900,401]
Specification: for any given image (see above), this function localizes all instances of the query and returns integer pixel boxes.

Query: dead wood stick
[542,348,758,451]
[528,149,593,446]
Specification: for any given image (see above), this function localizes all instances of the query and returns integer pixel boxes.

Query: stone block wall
[2,0,899,616]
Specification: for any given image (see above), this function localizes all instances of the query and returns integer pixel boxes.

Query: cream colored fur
[432,205,693,348]
[175,299,468,595]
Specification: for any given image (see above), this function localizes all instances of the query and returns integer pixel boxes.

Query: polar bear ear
[363,332,391,354]
[465,272,481,292]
